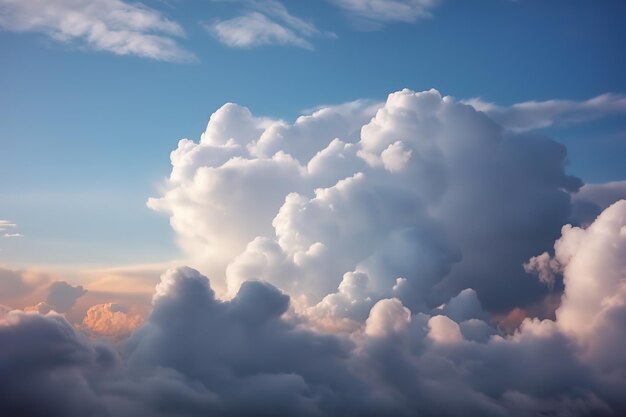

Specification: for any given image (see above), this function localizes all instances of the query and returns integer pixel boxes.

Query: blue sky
[1,0,625,267]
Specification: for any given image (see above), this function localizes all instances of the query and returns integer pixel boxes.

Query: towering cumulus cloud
[148,88,580,314]
[2,89,625,416]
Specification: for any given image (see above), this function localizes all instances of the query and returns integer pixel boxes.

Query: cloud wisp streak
[465,93,626,132]
[330,0,442,28]
[208,0,324,49]
[0,0,195,61]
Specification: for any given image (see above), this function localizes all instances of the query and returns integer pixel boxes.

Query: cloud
[3,89,626,415]
[464,93,626,132]
[45,281,87,313]
[81,302,143,337]
[0,220,17,231]
[0,0,194,61]
[150,88,581,314]
[3,242,626,416]
[0,219,22,237]
[544,201,626,371]
[208,0,323,48]
[0,267,53,308]
[330,0,442,27]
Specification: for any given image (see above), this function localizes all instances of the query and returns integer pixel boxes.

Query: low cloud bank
[2,200,626,416]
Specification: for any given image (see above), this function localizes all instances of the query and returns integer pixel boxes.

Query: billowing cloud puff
[541,201,626,371]
[81,303,143,338]
[150,88,580,316]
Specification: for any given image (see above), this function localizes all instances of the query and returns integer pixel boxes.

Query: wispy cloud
[0,220,16,231]
[330,0,442,28]
[0,220,22,238]
[208,0,325,49]
[0,0,195,62]
[464,93,626,131]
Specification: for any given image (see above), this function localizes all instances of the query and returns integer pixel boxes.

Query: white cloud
[364,297,411,337]
[150,88,583,317]
[0,220,22,238]
[0,0,195,61]
[427,314,463,344]
[464,93,626,132]
[331,0,442,27]
[209,0,323,49]
[542,201,626,370]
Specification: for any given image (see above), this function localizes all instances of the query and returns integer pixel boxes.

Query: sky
[2,0,626,267]
[1,1,626,416]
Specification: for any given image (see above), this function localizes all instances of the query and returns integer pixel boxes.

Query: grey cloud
[2,249,626,416]
[570,180,626,226]
[46,281,87,313]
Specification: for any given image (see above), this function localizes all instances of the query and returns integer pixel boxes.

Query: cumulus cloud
[547,201,626,370]
[150,88,580,314]
[0,0,194,61]
[465,93,626,132]
[209,0,323,48]
[81,302,143,337]
[330,0,442,27]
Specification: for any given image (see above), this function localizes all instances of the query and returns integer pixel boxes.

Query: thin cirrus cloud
[0,0,195,62]
[464,93,626,132]
[0,220,21,238]
[208,0,324,49]
[330,0,442,27]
